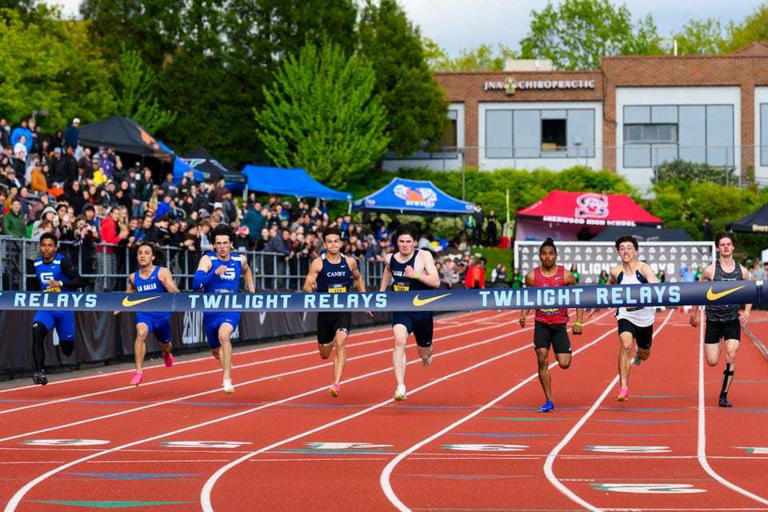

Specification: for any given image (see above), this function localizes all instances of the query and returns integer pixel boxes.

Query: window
[624,124,677,143]
[437,118,457,149]
[541,118,566,150]
[762,104,768,166]
[484,108,595,159]
[623,104,734,168]
[383,108,460,160]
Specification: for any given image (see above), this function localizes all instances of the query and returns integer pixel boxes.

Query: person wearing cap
[64,117,80,150]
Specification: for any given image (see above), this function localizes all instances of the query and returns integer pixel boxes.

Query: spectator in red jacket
[464,257,486,289]
[98,207,128,290]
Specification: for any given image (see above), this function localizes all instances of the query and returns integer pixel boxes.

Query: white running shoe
[394,384,407,401]
[223,379,235,394]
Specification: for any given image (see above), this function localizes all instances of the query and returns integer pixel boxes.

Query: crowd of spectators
[0,116,510,291]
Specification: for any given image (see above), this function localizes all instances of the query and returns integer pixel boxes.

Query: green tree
[724,4,768,53]
[79,0,184,68]
[672,18,727,55]
[520,0,664,70]
[255,43,389,188]
[358,0,447,156]
[427,41,519,71]
[115,48,176,132]
[0,10,115,128]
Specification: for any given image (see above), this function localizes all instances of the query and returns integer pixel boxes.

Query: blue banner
[0,281,760,312]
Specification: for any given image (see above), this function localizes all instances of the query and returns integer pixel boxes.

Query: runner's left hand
[739,311,750,326]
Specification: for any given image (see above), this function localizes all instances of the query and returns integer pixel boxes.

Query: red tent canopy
[515,190,662,241]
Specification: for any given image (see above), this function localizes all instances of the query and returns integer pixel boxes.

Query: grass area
[474,246,514,275]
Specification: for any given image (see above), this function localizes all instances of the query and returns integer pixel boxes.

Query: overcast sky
[51,0,760,56]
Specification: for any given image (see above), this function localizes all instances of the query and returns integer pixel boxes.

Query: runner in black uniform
[379,224,440,401]
[303,227,368,397]
[691,232,752,407]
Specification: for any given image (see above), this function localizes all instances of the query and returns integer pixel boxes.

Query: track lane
[1,311,519,510]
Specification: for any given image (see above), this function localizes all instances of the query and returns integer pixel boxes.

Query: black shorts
[705,319,741,344]
[533,322,571,354]
[317,312,351,344]
[617,319,653,350]
[392,311,434,347]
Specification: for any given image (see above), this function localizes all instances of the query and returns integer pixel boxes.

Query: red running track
[0,308,766,511]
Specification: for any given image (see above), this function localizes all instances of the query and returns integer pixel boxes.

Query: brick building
[382,43,768,189]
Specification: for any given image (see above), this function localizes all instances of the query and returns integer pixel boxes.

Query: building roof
[729,42,768,56]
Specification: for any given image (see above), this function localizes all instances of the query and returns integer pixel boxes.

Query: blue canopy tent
[241,165,351,201]
[352,178,475,216]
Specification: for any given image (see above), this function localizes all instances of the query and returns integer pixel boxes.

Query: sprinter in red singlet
[519,238,583,412]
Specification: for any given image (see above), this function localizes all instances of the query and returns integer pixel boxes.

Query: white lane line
[379,312,618,512]
[0,310,485,393]
[0,312,517,444]
[201,313,610,511]
[696,310,768,506]
[199,334,544,511]
[542,310,673,512]
[2,313,530,512]
[0,311,506,416]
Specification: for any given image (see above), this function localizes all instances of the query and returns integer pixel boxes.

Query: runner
[30,233,83,385]
[302,227,369,397]
[379,224,440,401]
[519,238,583,412]
[690,231,752,407]
[609,235,659,401]
[193,225,256,393]
[120,242,180,386]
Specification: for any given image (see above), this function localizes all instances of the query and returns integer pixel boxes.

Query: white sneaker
[394,384,407,401]
[223,379,235,394]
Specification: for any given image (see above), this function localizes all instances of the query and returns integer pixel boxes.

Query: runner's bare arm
[302,258,323,292]
[115,274,136,316]
[159,267,180,293]
[379,254,392,292]
[519,270,536,326]
[564,270,584,332]
[690,264,716,325]
[640,262,660,284]
[241,259,256,293]
[742,266,753,320]
[413,251,440,289]
[348,256,367,292]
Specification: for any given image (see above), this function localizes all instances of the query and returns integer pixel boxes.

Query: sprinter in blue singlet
[121,241,180,386]
[193,225,255,394]
[31,233,83,385]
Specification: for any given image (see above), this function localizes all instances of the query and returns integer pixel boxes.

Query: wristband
[573,321,583,327]
[414,271,421,279]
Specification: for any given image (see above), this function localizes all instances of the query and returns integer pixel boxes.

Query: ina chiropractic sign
[484,76,596,94]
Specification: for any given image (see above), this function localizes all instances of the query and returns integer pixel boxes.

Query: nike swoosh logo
[122,296,162,307]
[706,285,745,301]
[413,293,452,307]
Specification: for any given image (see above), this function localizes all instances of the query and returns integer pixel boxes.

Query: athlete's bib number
[328,286,347,293]
[393,284,410,292]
